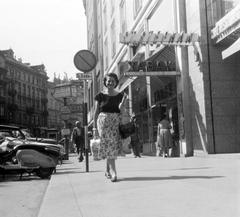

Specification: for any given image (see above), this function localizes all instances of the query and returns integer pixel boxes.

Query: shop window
[17,96,21,107]
[120,0,127,34]
[111,20,116,57]
[103,4,107,34]
[140,98,148,112]
[141,112,149,144]
[133,0,142,18]
[111,0,115,16]
[18,113,21,124]
[104,38,109,69]
[23,114,26,124]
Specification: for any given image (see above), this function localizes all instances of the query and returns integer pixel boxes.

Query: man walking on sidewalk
[71,121,84,162]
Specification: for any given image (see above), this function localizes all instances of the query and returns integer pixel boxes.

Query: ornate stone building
[0,49,49,136]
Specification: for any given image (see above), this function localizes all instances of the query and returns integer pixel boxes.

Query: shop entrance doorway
[152,96,180,157]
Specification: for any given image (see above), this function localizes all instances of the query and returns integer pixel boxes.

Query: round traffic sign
[73,50,97,72]
[60,106,71,121]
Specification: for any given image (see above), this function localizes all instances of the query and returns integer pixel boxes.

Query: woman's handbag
[119,114,136,139]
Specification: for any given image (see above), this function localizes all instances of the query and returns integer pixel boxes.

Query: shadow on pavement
[53,169,102,175]
[120,175,224,182]
[170,167,213,170]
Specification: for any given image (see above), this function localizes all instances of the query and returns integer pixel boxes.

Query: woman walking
[157,114,172,157]
[93,73,127,182]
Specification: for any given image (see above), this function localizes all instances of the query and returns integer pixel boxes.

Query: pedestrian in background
[93,73,128,182]
[157,114,172,158]
[71,121,84,162]
[129,118,142,158]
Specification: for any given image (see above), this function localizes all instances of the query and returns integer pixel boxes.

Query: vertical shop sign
[178,93,185,139]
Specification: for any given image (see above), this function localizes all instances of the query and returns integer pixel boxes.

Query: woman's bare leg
[106,160,110,173]
[108,159,117,177]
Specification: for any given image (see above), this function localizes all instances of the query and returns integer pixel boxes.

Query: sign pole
[83,80,89,172]
[73,50,97,173]
[63,98,69,160]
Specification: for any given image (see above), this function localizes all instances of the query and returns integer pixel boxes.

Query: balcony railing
[42,110,49,116]
[0,96,5,104]
[8,103,18,110]
[26,106,35,114]
[41,98,48,104]
[8,89,17,96]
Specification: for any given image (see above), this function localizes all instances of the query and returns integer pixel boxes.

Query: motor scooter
[0,137,61,180]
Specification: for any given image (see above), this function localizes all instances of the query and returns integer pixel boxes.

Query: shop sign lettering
[127,60,176,72]
[211,4,240,40]
[120,31,199,46]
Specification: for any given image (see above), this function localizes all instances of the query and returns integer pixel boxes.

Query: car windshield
[0,126,25,140]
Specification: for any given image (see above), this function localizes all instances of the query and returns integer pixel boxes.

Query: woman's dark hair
[103,73,119,88]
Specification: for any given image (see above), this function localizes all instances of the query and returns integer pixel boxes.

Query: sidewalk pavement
[38,153,240,217]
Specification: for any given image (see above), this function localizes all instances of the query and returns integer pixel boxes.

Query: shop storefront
[118,39,197,156]
[117,0,199,156]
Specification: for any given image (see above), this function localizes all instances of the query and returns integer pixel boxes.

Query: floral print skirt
[97,112,126,159]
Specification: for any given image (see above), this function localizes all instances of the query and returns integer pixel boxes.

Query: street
[0,171,50,217]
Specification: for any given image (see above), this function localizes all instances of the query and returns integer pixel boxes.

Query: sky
[0,0,87,81]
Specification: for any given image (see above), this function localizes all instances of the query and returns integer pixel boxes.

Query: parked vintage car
[0,125,63,179]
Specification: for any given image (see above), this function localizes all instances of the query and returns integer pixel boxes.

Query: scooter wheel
[35,167,54,179]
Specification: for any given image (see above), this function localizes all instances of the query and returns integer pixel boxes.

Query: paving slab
[38,153,240,217]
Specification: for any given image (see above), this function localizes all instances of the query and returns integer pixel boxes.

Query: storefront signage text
[211,4,240,41]
[127,60,175,72]
[120,31,199,46]
[53,84,76,99]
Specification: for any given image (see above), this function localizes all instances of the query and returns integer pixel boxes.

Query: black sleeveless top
[94,92,123,113]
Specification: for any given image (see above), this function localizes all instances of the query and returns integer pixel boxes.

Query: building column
[174,0,193,156]
[145,19,154,154]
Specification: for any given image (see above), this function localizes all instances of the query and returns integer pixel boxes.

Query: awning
[118,51,145,92]
[145,45,175,62]
[222,37,240,59]
[119,76,137,92]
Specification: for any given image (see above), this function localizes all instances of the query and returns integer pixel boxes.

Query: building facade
[0,49,85,139]
[84,0,240,156]
[0,49,49,136]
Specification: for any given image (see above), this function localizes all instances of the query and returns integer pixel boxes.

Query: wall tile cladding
[215,135,239,153]
[212,98,239,116]
[211,81,240,99]
[186,0,240,153]
[214,117,238,135]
